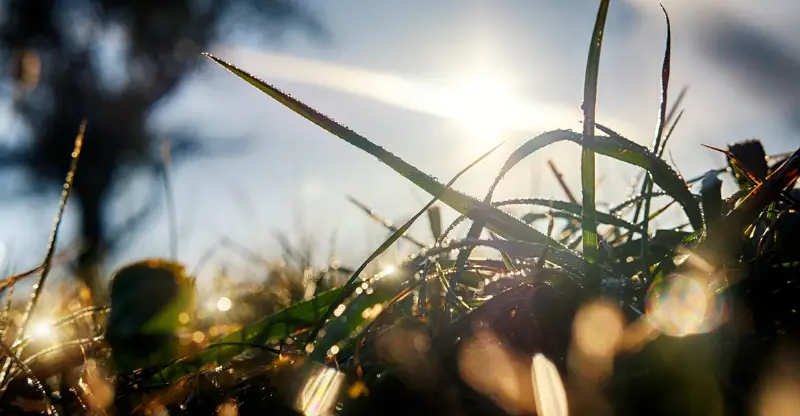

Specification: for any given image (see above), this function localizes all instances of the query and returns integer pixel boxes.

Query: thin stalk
[0,121,85,388]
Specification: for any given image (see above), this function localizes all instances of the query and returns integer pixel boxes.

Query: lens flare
[296,366,344,416]
[217,296,232,312]
[646,273,727,337]
[31,321,56,340]
[531,353,569,416]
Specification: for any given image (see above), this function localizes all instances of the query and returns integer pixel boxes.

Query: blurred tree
[0,0,325,303]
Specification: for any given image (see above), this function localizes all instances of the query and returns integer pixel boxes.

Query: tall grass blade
[641,5,673,276]
[203,54,574,251]
[581,0,611,284]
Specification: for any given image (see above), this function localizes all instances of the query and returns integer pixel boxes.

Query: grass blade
[346,196,426,248]
[641,5,673,277]
[663,85,688,133]
[203,53,581,255]
[581,0,611,282]
[594,125,703,229]
[498,198,642,232]
[548,159,578,203]
[658,109,684,158]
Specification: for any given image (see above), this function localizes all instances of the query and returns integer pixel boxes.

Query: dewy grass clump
[1,1,799,415]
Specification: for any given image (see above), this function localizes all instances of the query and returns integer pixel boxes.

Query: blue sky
[1,0,798,287]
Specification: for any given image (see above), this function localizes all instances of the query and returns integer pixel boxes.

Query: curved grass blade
[456,126,695,276]
[490,128,705,231]
[451,131,579,312]
[440,193,648,249]
[459,131,584,267]
[581,0,611,282]
[595,126,702,229]
[489,230,518,271]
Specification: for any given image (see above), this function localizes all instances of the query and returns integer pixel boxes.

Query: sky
[0,0,798,288]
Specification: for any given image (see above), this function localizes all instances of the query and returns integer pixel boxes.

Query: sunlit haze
[0,0,796,288]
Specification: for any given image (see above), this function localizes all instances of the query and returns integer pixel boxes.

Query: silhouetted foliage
[0,0,324,301]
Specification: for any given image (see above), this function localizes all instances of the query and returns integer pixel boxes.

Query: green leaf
[581,0,611,280]
[152,287,343,383]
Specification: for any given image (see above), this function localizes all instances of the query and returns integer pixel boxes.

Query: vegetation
[0,1,799,415]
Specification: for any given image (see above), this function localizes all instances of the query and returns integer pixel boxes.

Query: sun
[452,75,517,143]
